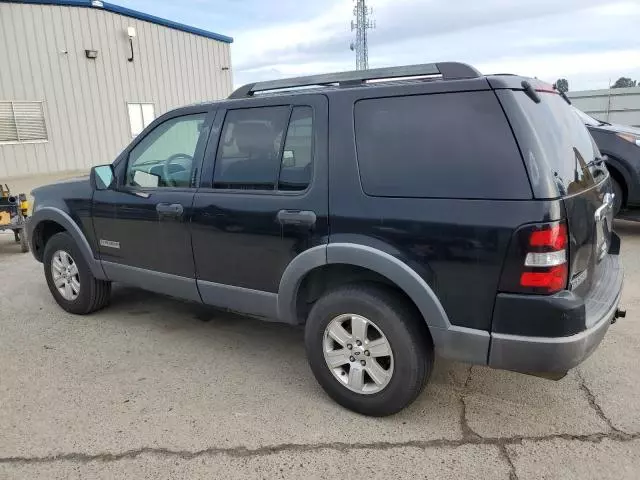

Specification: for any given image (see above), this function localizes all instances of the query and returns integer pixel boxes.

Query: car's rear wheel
[304,283,433,416]
[43,232,111,314]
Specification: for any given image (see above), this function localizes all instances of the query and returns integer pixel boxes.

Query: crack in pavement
[2,431,638,466]
[459,365,482,441]
[499,445,518,480]
[577,370,623,434]
[4,366,639,467]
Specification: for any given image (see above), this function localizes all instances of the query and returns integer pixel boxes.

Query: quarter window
[279,106,313,191]
[126,113,207,188]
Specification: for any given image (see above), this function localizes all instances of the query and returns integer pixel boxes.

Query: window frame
[208,103,316,196]
[117,107,214,192]
[0,100,48,145]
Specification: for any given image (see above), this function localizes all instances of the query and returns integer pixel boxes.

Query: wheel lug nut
[356,340,362,346]
[360,360,366,366]
[349,356,355,362]
[347,344,353,350]
[364,350,370,356]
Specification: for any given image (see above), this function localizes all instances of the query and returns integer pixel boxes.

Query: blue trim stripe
[10,0,234,43]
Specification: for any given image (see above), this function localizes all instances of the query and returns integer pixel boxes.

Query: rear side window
[513,92,601,196]
[213,106,313,191]
[354,91,531,199]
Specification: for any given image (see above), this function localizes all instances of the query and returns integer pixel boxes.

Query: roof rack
[228,62,481,99]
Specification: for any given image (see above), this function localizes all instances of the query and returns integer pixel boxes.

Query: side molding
[28,207,107,280]
[102,261,201,302]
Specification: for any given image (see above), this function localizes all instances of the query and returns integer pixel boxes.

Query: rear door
[191,95,328,315]
[498,87,614,298]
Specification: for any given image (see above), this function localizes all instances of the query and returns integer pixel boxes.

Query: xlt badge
[99,239,120,249]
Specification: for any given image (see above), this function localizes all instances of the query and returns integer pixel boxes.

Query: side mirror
[90,165,115,190]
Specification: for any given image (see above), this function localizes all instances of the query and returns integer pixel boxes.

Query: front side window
[213,105,314,191]
[126,113,207,188]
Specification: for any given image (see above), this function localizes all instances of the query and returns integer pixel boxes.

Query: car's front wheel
[304,283,433,416]
[43,232,111,314]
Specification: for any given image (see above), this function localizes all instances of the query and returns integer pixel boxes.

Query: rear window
[354,91,531,199]
[512,92,601,196]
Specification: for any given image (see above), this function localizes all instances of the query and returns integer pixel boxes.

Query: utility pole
[350,0,375,70]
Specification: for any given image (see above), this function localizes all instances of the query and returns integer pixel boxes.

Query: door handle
[277,209,316,227]
[156,203,184,218]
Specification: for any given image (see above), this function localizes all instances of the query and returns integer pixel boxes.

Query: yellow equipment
[0,183,29,252]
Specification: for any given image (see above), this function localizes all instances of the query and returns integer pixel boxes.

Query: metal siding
[0,3,231,178]
[569,87,640,127]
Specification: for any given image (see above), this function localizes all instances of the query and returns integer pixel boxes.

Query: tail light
[499,221,569,295]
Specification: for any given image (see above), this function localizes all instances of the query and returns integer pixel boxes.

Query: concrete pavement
[0,220,639,479]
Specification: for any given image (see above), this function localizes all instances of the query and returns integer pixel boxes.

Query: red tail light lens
[529,223,567,250]
[518,222,569,293]
[498,221,570,295]
[520,265,568,292]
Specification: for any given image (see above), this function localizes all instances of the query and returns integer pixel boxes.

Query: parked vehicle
[27,63,625,416]
[574,107,640,216]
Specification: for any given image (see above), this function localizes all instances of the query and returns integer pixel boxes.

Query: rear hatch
[496,82,614,301]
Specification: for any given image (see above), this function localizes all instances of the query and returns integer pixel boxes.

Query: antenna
[351,0,375,70]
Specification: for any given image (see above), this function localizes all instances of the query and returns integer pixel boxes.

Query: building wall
[0,2,233,178]
[568,87,640,128]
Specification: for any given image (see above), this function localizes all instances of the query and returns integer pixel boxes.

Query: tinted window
[127,113,207,188]
[279,106,313,191]
[214,106,290,190]
[354,92,531,199]
[515,92,601,196]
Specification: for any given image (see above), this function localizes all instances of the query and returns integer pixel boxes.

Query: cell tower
[350,0,375,70]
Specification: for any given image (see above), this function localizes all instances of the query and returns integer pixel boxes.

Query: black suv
[28,63,624,416]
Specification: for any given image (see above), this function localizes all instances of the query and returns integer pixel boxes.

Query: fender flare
[28,207,107,280]
[277,242,489,364]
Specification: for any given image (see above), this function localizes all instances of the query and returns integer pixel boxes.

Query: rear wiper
[553,84,572,105]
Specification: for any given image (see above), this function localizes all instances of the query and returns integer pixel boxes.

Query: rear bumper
[488,252,623,373]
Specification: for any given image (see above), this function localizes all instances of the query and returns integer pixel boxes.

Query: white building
[569,87,640,127]
[0,0,233,178]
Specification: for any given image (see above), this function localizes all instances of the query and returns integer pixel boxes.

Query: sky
[116,0,640,91]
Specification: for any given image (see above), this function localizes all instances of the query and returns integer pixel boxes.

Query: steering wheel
[162,153,193,187]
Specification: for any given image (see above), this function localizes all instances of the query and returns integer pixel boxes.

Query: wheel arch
[605,158,629,208]
[28,207,106,279]
[278,243,490,365]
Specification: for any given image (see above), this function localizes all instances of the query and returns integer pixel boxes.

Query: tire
[19,230,29,253]
[304,283,433,416]
[611,177,623,216]
[43,232,111,314]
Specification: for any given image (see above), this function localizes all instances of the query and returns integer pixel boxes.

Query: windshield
[572,106,602,127]
[514,92,604,196]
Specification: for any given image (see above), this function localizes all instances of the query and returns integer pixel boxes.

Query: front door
[93,109,213,301]
[191,95,328,316]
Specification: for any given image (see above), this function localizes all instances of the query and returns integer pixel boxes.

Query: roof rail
[228,62,481,99]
